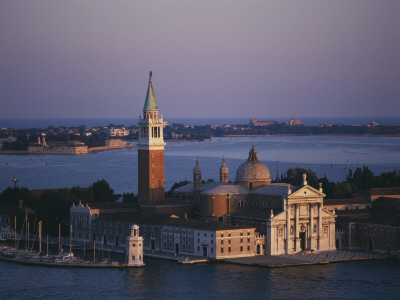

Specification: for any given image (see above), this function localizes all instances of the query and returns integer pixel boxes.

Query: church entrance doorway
[257,244,261,255]
[299,232,306,250]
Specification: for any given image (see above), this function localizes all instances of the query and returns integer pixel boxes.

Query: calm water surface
[1,259,400,299]
[0,136,399,194]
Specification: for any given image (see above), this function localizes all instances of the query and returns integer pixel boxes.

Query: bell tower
[219,158,228,183]
[138,72,166,205]
[193,158,202,190]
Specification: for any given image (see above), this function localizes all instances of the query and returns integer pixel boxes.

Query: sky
[0,1,399,119]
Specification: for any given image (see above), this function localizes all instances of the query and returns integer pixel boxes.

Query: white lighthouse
[126,224,145,267]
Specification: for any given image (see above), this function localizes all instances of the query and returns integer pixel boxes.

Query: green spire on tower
[143,71,158,111]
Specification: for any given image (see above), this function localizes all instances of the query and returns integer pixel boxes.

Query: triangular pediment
[288,185,325,200]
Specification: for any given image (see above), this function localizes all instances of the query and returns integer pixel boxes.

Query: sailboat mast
[25,214,28,251]
[27,221,30,250]
[69,224,72,254]
[14,215,16,250]
[39,220,42,253]
[58,223,61,255]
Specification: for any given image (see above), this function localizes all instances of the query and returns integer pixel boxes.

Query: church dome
[235,145,270,183]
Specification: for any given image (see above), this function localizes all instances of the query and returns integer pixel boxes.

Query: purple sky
[1,1,399,119]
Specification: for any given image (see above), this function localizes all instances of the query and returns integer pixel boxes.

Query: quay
[0,255,131,268]
[224,250,388,268]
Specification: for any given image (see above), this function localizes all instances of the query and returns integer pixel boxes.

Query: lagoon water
[0,135,399,194]
[1,258,400,299]
[1,135,400,299]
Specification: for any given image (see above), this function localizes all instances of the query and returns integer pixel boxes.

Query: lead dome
[235,145,271,185]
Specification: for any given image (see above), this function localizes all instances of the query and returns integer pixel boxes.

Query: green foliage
[91,179,116,202]
[0,187,32,205]
[82,133,105,148]
[2,136,29,150]
[282,168,319,189]
[122,192,137,203]
[333,182,353,198]
[165,180,191,198]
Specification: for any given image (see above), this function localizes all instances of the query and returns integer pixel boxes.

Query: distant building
[105,139,128,148]
[28,137,89,155]
[110,127,130,137]
[250,118,280,127]
[289,118,301,126]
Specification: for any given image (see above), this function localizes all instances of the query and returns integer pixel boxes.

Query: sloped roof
[174,181,221,194]
[161,218,253,231]
[143,72,158,111]
[371,187,400,196]
[250,183,290,196]
[231,207,270,220]
[201,183,249,195]
[97,213,171,225]
[324,198,370,206]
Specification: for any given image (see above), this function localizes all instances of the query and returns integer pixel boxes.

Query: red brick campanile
[137,72,166,205]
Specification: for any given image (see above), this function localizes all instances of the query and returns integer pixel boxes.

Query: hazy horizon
[1,1,399,119]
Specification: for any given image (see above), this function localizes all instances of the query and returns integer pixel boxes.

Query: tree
[165,180,191,198]
[91,179,116,203]
[122,192,138,203]
[333,182,352,198]
[0,187,31,206]
[284,168,319,189]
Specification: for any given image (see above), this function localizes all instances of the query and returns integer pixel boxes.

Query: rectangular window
[240,238,243,243]
[247,238,250,242]
[221,247,223,253]
[247,245,250,251]
[228,239,231,244]
[221,240,223,244]
[228,247,231,252]
[240,246,243,251]
[221,233,224,238]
